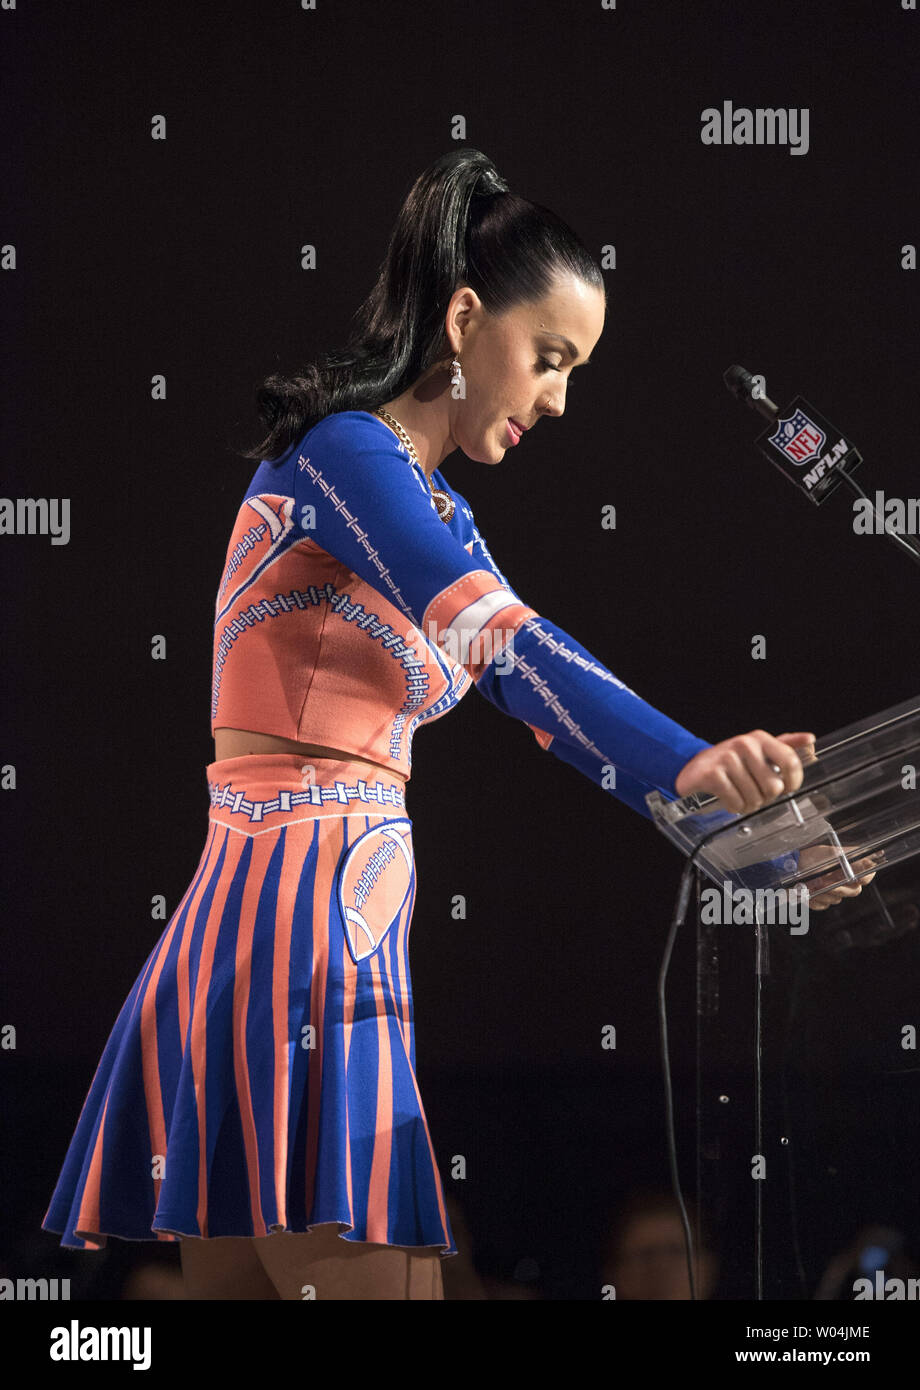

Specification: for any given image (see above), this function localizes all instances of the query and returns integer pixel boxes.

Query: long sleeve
[452,479,711,816]
[290,411,710,811]
[531,731,683,821]
[457,486,803,879]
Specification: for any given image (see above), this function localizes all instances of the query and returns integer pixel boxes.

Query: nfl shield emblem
[769,408,826,466]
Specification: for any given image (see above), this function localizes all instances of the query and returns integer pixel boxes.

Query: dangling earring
[450,355,465,399]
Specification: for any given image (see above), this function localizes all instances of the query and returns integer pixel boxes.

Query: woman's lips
[506,419,522,444]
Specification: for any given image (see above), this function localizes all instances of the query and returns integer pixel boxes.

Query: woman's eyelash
[538,357,572,383]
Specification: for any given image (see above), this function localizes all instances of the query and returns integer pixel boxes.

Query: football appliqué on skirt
[335,820,414,964]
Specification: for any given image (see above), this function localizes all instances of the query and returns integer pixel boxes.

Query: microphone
[724,364,920,569]
[723,365,780,424]
[723,364,862,506]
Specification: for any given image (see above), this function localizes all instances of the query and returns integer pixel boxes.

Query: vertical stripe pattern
[41,754,456,1258]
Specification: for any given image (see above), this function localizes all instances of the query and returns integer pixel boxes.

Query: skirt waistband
[205,753,408,828]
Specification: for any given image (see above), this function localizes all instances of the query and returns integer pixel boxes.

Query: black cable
[657,858,700,1301]
[694,868,704,1302]
[780,956,810,1298]
[754,912,766,1300]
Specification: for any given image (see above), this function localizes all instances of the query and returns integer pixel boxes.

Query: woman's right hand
[796,842,884,909]
[674,729,817,815]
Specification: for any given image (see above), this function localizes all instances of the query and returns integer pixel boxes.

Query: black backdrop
[2,0,919,1303]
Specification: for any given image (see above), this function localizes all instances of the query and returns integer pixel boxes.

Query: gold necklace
[373,407,455,524]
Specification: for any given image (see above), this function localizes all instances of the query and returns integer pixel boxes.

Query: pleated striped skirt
[42,753,456,1256]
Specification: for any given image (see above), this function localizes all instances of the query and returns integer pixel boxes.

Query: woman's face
[446,272,606,464]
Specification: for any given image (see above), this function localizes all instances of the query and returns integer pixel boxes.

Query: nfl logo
[769,409,826,466]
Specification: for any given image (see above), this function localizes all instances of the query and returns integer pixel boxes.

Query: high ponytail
[237,148,605,462]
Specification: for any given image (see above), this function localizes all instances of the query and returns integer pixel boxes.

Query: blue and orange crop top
[211,410,713,820]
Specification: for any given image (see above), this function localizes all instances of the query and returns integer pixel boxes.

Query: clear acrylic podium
[645,694,920,1299]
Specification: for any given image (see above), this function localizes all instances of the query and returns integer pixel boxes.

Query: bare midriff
[212,727,407,781]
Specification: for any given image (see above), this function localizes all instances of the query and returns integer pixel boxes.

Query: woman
[41,148,868,1301]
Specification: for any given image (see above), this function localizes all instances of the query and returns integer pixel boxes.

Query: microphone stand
[838,471,920,569]
[724,365,920,570]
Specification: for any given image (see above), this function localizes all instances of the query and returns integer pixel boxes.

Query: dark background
[2,0,919,1300]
